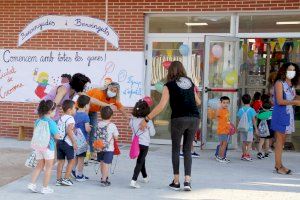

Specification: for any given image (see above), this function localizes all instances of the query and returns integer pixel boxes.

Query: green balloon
[155,82,164,93]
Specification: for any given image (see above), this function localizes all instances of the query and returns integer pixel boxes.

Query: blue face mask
[107,90,116,98]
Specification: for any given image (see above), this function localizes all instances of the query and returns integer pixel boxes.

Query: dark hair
[253,92,261,101]
[220,96,230,102]
[69,73,91,92]
[101,106,113,120]
[242,94,251,104]
[261,94,270,103]
[77,95,90,108]
[275,62,300,86]
[37,100,56,117]
[167,61,187,82]
[62,100,75,112]
[132,100,150,118]
[61,74,71,82]
[262,102,272,110]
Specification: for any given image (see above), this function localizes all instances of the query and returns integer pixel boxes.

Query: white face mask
[286,71,296,80]
[107,90,116,98]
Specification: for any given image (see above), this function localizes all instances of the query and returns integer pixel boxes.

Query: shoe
[183,181,192,191]
[76,175,89,182]
[27,183,38,193]
[257,152,264,159]
[71,170,76,178]
[264,153,269,158]
[41,186,54,194]
[191,152,200,158]
[55,179,63,186]
[244,154,253,161]
[84,161,89,166]
[241,154,246,160]
[101,180,111,187]
[169,180,180,191]
[216,156,226,163]
[130,180,140,188]
[223,157,231,163]
[179,153,184,159]
[61,178,73,186]
[142,176,149,183]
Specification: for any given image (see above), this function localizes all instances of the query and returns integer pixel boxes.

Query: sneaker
[61,178,73,186]
[264,153,269,158]
[71,170,76,178]
[241,154,246,160]
[223,157,231,163]
[101,180,111,187]
[130,180,140,188]
[142,176,149,183]
[41,186,54,194]
[191,152,200,158]
[257,152,264,159]
[27,183,38,193]
[183,181,192,191]
[55,179,63,186]
[216,156,226,163]
[179,153,184,159]
[169,180,180,191]
[84,161,89,166]
[76,175,89,182]
[244,154,253,161]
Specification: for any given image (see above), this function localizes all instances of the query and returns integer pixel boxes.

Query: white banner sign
[0,49,144,107]
[18,15,119,48]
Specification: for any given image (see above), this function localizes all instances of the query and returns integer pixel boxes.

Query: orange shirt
[87,88,123,112]
[217,108,230,134]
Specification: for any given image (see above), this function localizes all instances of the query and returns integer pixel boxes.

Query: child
[96,106,119,187]
[251,92,262,113]
[129,99,156,189]
[56,100,77,186]
[28,100,60,194]
[238,94,258,161]
[72,95,91,181]
[215,96,231,163]
[257,101,273,159]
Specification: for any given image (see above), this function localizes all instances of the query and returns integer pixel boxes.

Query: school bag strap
[59,116,73,141]
[130,120,145,137]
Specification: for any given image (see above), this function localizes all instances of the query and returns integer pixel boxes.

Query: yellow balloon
[225,70,238,86]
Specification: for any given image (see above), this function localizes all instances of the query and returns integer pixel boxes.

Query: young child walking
[215,96,231,163]
[95,106,119,187]
[237,94,258,161]
[129,99,156,189]
[72,95,91,181]
[28,100,60,194]
[56,100,77,186]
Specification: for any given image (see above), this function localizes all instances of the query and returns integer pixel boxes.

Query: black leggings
[132,145,149,181]
[171,117,200,176]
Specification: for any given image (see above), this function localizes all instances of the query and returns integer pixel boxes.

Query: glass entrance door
[202,36,240,149]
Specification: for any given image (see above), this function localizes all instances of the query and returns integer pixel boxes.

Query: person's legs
[77,157,85,176]
[258,138,265,153]
[246,142,252,155]
[57,159,65,180]
[65,159,75,179]
[43,159,54,187]
[101,163,109,181]
[31,159,45,184]
[89,112,98,154]
[132,145,148,181]
[274,132,290,173]
[264,139,270,153]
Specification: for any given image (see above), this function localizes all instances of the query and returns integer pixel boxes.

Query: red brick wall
[0,0,299,142]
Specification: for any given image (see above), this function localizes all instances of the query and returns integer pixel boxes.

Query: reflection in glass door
[202,36,240,149]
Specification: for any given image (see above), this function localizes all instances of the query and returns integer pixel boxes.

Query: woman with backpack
[271,62,300,175]
[139,61,201,191]
[28,100,60,194]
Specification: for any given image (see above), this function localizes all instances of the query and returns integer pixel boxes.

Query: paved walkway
[0,138,300,200]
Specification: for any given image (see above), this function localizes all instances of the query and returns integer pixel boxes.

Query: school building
[0,0,300,149]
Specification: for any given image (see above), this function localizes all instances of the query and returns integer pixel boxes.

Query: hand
[109,103,117,110]
[139,119,147,131]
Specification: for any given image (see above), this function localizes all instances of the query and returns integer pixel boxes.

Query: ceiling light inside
[276,21,300,25]
[185,22,208,26]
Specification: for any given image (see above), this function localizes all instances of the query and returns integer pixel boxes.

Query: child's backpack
[258,120,270,137]
[57,117,72,141]
[129,134,140,159]
[93,124,111,152]
[237,108,250,132]
[31,120,50,152]
[74,128,88,155]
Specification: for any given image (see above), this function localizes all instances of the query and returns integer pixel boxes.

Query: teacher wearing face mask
[86,82,128,157]
[271,62,300,175]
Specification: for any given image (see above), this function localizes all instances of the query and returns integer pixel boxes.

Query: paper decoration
[179,44,189,56]
[248,50,254,58]
[278,38,286,50]
[211,45,223,58]
[269,41,277,52]
[166,49,173,57]
[225,70,238,86]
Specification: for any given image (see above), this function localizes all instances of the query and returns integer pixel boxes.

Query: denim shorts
[97,151,114,164]
[240,131,254,142]
[218,134,229,142]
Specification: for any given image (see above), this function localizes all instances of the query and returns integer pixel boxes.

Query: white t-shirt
[130,117,155,146]
[98,121,119,152]
[57,114,75,146]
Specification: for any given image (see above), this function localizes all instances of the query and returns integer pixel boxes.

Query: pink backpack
[129,134,140,159]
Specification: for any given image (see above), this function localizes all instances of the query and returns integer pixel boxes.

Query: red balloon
[162,61,172,69]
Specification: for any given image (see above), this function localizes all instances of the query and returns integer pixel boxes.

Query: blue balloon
[179,44,189,56]
[208,98,220,110]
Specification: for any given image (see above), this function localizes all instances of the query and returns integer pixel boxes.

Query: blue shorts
[240,131,254,142]
[97,151,114,164]
[218,134,229,142]
[56,140,75,160]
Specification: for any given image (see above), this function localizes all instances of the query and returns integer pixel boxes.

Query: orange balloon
[207,108,216,120]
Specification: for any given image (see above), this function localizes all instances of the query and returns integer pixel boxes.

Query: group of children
[215,92,274,163]
[28,95,155,194]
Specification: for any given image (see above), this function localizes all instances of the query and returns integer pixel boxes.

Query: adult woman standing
[140,61,201,191]
[271,62,300,174]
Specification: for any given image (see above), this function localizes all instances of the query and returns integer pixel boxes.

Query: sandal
[275,166,292,175]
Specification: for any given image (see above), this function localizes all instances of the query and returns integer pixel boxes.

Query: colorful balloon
[154,82,164,93]
[162,61,172,70]
[211,45,223,58]
[208,98,220,110]
[225,70,238,86]
[179,44,189,56]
